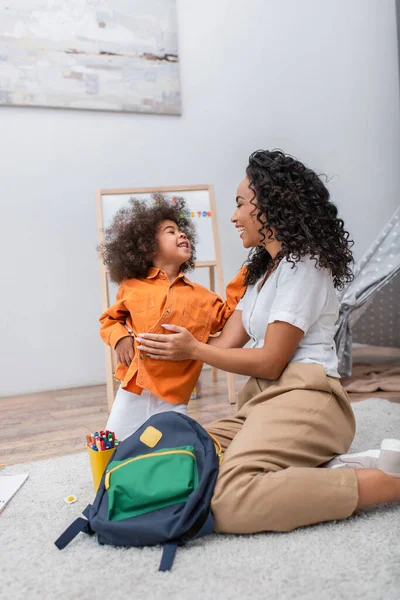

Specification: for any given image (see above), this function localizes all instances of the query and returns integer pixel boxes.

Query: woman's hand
[136,324,199,360]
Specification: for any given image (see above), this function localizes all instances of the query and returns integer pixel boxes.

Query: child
[98,195,245,440]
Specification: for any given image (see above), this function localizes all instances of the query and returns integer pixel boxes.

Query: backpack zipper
[208,433,223,463]
[104,449,196,490]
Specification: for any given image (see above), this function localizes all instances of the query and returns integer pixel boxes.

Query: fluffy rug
[1,398,400,600]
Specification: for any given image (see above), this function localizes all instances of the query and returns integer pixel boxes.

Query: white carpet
[1,398,400,600]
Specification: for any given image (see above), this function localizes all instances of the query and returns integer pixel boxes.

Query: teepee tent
[335,207,400,376]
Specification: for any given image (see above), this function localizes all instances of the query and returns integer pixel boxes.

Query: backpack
[55,412,222,571]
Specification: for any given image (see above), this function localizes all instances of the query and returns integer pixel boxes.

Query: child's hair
[244,149,354,290]
[98,194,197,283]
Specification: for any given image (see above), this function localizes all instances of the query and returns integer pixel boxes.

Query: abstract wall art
[0,0,181,114]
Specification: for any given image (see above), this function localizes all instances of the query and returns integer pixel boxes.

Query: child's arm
[99,282,133,365]
[209,266,247,335]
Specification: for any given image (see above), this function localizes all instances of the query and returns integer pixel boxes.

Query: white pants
[105,386,188,441]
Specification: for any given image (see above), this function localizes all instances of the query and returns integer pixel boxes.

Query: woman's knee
[211,472,293,534]
[211,477,247,533]
[210,464,277,534]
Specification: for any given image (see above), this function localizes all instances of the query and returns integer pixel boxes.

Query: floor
[2,346,400,466]
[1,370,247,466]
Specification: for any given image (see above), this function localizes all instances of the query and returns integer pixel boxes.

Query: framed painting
[0,0,181,114]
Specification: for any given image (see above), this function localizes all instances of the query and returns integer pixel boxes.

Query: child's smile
[177,239,190,250]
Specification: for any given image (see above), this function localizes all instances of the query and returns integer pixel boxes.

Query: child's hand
[115,336,135,368]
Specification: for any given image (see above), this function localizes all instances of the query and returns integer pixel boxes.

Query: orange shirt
[99,267,246,404]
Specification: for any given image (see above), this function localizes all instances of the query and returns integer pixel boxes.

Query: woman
[136,150,400,534]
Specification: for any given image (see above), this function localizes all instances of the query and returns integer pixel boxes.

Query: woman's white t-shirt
[237,255,340,378]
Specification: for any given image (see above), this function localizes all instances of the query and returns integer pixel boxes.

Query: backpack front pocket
[105,446,198,522]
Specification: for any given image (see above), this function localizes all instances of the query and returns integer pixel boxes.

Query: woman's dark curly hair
[244,150,354,290]
[98,194,197,283]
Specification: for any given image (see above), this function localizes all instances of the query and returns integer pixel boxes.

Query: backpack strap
[159,541,179,572]
[54,517,91,550]
[82,504,93,520]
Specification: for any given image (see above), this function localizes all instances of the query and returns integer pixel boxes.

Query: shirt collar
[146,267,194,287]
[146,267,162,279]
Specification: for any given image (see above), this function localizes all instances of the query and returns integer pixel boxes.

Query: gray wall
[1,0,400,395]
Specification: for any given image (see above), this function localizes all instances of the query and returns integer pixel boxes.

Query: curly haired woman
[136,150,400,533]
[98,195,245,440]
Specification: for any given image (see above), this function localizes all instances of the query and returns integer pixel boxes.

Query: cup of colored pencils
[87,430,119,491]
[86,430,119,452]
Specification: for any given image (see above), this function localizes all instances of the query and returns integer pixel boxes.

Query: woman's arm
[208,310,250,348]
[196,321,303,378]
[136,320,304,380]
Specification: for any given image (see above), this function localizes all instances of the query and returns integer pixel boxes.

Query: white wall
[1,0,400,396]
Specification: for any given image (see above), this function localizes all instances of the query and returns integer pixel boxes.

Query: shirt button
[166,309,171,314]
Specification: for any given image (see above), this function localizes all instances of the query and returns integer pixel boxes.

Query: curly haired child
[98,194,245,440]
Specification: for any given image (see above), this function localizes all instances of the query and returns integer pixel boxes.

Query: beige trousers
[206,363,359,533]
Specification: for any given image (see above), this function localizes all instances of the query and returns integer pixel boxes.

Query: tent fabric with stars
[335,206,400,376]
